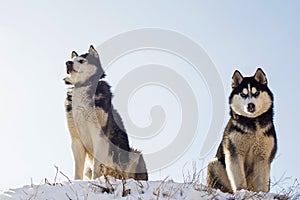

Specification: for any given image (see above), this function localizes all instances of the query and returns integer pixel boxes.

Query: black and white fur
[64,45,148,180]
[207,68,277,193]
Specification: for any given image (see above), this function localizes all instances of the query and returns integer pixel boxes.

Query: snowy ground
[0,176,298,200]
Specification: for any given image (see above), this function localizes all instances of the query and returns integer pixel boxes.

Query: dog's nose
[66,61,73,66]
[66,61,73,74]
[247,103,256,113]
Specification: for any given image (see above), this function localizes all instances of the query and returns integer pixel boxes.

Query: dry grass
[181,162,300,200]
[22,165,299,200]
[271,176,300,200]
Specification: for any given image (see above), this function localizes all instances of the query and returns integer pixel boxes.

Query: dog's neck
[72,85,94,106]
[230,106,274,131]
[71,84,102,128]
[74,72,105,88]
[74,80,96,88]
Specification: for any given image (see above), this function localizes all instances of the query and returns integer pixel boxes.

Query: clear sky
[0,0,299,192]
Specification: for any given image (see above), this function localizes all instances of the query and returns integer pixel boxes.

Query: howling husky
[64,45,148,180]
[207,68,277,193]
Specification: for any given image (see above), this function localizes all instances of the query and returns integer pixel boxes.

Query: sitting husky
[207,68,277,193]
[64,45,148,180]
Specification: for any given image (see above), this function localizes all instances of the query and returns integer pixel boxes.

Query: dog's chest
[72,87,106,127]
[71,87,108,143]
[229,122,274,160]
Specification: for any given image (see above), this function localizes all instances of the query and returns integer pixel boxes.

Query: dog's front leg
[71,138,86,180]
[92,136,109,179]
[225,153,247,192]
[251,160,270,192]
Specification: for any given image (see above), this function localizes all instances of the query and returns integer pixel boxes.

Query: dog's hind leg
[71,138,86,180]
[207,158,232,193]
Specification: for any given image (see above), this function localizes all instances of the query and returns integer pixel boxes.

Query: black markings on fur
[102,111,130,164]
[228,124,244,134]
[269,126,277,163]
[229,75,275,134]
[65,89,73,112]
[208,169,226,192]
[86,81,131,164]
[258,108,274,129]
[229,77,274,106]
[134,154,148,180]
[216,144,226,167]
[86,81,130,163]
[230,115,257,133]
[228,139,236,157]
[94,81,112,113]
[245,164,254,179]
[84,80,131,164]
[207,161,231,193]
[64,78,72,85]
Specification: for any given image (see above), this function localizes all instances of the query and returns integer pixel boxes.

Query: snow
[0,176,293,200]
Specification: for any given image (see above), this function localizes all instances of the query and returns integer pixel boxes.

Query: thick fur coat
[207,68,277,193]
[64,46,148,180]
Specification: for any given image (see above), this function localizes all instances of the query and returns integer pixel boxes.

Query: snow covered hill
[0,176,297,200]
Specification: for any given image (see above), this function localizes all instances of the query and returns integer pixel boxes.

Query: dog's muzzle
[66,61,74,74]
[247,103,256,113]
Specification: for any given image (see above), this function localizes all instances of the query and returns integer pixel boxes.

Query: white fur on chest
[72,87,98,125]
[71,86,109,157]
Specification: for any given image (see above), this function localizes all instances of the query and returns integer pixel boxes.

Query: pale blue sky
[0,0,299,191]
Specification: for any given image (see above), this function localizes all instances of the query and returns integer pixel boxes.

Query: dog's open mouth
[66,61,79,74]
[67,69,78,74]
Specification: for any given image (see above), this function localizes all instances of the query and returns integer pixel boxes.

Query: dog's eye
[240,92,247,98]
[253,91,260,97]
[78,59,86,64]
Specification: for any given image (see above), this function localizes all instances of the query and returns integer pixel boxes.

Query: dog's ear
[71,51,78,59]
[254,68,267,85]
[88,45,99,58]
[232,70,243,89]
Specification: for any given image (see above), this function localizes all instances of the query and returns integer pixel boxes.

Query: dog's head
[64,45,105,86]
[229,68,273,118]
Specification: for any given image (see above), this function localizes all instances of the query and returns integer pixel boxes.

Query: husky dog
[207,68,277,193]
[64,45,148,180]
